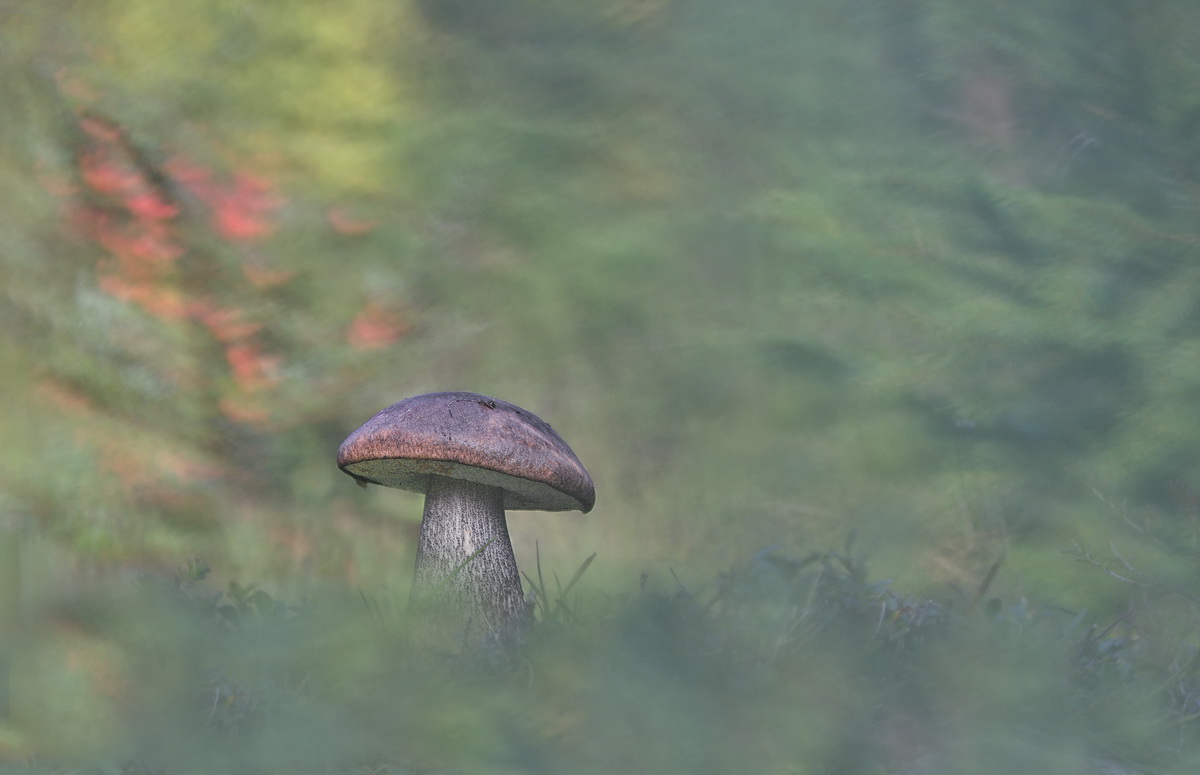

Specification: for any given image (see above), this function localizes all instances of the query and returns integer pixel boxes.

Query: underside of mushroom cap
[338,391,595,513]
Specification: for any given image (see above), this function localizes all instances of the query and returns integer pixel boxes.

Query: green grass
[3,531,1198,774]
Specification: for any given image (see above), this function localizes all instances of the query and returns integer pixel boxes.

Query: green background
[2,1,1199,771]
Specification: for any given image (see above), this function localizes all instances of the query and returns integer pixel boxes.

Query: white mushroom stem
[412,475,531,635]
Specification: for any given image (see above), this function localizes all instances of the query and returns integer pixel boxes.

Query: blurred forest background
[3,0,1200,770]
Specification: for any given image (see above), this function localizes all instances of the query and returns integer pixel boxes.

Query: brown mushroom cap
[337,391,595,513]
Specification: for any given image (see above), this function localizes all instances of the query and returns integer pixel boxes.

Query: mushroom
[337,391,595,640]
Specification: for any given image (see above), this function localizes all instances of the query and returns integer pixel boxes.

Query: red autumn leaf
[93,224,181,277]
[346,300,410,351]
[165,157,284,241]
[78,114,125,144]
[97,274,189,321]
[196,305,263,343]
[126,191,180,220]
[215,204,272,240]
[225,341,280,391]
[124,225,184,262]
[213,173,282,241]
[79,150,142,195]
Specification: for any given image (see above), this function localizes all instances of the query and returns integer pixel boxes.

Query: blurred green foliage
[3,0,1196,595]
[2,0,1200,766]
[3,535,1199,773]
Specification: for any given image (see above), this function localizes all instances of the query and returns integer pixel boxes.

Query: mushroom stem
[412,475,531,636]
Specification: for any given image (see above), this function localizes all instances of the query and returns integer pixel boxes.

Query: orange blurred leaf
[225,341,281,391]
[97,274,189,321]
[79,150,141,196]
[213,173,282,241]
[326,207,380,236]
[197,305,263,343]
[346,300,410,351]
[126,191,180,220]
